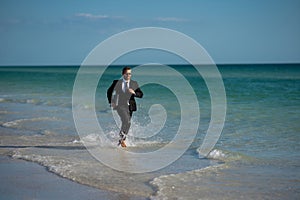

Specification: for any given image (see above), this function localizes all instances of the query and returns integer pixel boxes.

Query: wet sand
[0,156,147,200]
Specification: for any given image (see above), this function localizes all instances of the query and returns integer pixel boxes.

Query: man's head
[122,67,132,81]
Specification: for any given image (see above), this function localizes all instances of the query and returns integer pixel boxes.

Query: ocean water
[0,64,299,199]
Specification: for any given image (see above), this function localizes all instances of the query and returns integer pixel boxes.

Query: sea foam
[2,117,59,128]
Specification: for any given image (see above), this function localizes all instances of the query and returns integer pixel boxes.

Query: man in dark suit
[107,67,143,147]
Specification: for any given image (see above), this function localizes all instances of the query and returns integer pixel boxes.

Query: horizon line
[0,62,300,67]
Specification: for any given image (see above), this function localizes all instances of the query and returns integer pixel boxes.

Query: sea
[0,64,299,199]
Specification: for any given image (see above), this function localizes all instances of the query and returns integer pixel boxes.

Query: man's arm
[133,81,143,98]
[134,87,143,98]
[107,80,118,104]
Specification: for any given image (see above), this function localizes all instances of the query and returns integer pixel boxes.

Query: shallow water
[0,64,299,199]
[0,156,146,200]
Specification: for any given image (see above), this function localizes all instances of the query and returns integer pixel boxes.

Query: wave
[196,145,255,163]
[150,149,298,200]
[0,97,42,104]
[10,147,156,197]
[204,149,242,162]
[74,133,166,152]
[150,148,256,199]
[0,96,72,108]
[1,133,214,198]
[1,130,252,200]
[150,164,225,200]
[0,130,78,148]
[2,117,59,128]
[10,146,213,199]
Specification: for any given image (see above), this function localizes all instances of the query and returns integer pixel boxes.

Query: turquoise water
[0,64,299,199]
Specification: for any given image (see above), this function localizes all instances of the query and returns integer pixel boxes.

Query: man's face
[123,69,132,81]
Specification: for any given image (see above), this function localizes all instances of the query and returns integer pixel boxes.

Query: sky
[0,0,299,65]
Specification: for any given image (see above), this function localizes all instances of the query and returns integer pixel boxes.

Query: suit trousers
[116,105,133,136]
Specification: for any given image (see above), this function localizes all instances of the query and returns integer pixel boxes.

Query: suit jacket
[107,79,143,112]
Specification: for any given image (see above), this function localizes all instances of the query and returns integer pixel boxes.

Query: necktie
[124,81,128,93]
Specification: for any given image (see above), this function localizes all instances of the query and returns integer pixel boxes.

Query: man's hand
[128,88,136,95]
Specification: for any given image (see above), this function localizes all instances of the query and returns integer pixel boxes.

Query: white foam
[26,99,41,104]
[2,120,20,127]
[2,117,59,128]
[72,139,81,144]
[0,97,42,104]
[81,134,101,142]
[76,131,165,148]
[150,165,224,200]
[207,149,227,160]
[76,133,117,148]
[12,150,75,179]
[198,148,244,162]
[11,148,155,197]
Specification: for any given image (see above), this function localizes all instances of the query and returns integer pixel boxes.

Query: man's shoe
[118,131,127,147]
[118,139,127,147]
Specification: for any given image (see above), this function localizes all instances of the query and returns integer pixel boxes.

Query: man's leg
[117,106,131,146]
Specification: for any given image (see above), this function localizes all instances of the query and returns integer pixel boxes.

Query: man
[107,67,143,147]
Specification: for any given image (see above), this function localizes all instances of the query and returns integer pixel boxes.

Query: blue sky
[0,0,299,65]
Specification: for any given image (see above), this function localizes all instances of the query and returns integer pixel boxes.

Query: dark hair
[122,67,131,75]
